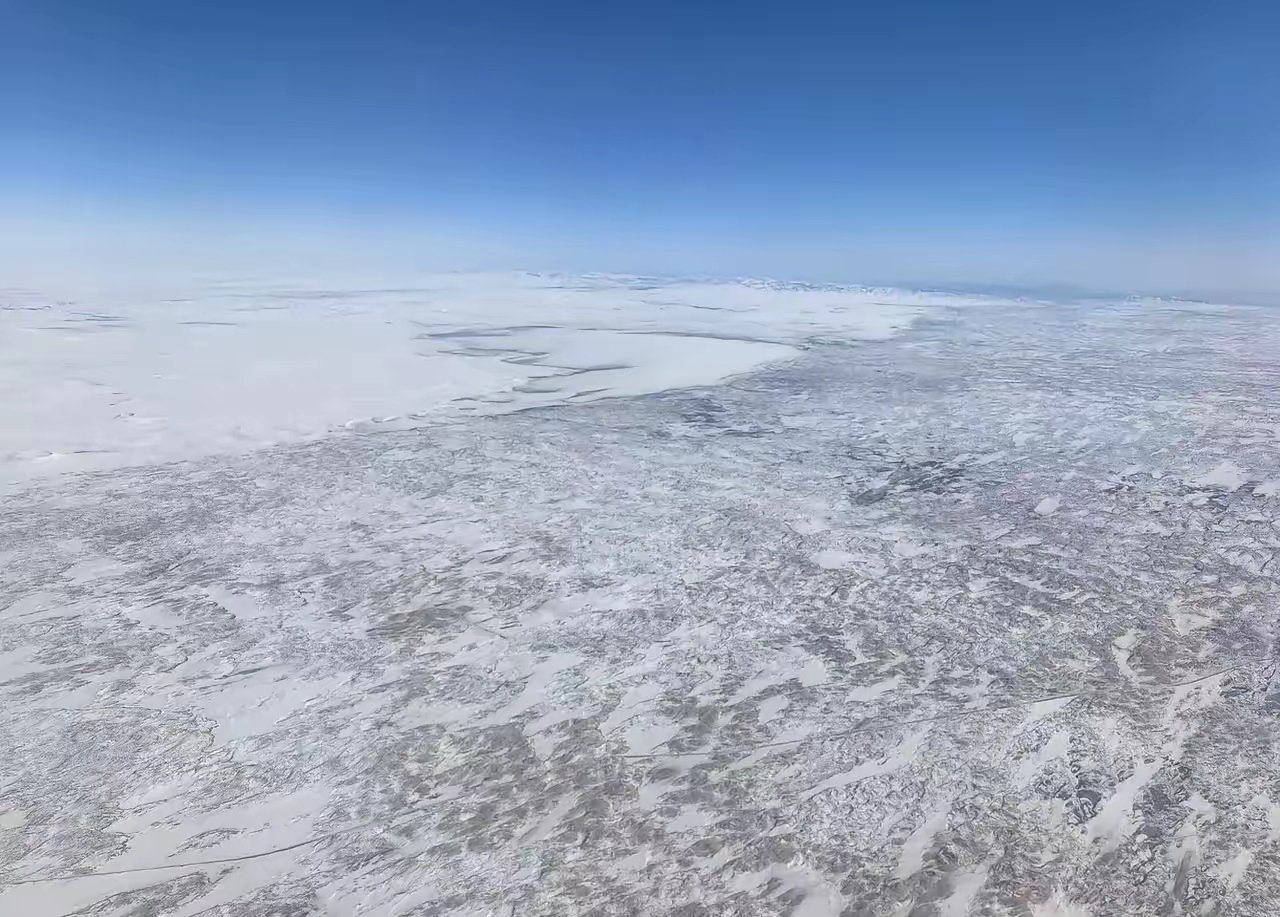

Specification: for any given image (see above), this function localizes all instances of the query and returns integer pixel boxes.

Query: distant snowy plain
[0,273,975,482]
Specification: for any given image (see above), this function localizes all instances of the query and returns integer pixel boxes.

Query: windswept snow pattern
[3,277,1280,916]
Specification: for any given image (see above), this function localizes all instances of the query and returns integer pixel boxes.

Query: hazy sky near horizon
[4,0,1278,295]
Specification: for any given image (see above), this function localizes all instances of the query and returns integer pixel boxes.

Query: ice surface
[1,272,952,484]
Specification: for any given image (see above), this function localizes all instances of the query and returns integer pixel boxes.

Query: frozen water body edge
[0,273,968,484]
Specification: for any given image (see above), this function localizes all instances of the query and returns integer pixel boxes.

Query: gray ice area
[5,295,1280,915]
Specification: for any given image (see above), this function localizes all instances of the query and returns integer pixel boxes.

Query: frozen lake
[0,273,941,483]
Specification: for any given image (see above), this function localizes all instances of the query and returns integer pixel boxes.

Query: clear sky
[3,0,1279,295]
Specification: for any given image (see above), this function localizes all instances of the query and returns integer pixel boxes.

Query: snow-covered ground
[4,276,1279,916]
[0,273,977,483]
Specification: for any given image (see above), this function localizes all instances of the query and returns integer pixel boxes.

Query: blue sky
[3,0,1279,293]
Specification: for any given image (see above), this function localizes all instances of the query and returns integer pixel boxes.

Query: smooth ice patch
[1193,460,1247,492]
[1033,495,1062,516]
[0,272,964,483]
[812,549,858,570]
[757,694,790,724]
[1085,758,1162,851]
[1255,479,1280,497]
[938,860,991,917]
[894,800,950,879]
